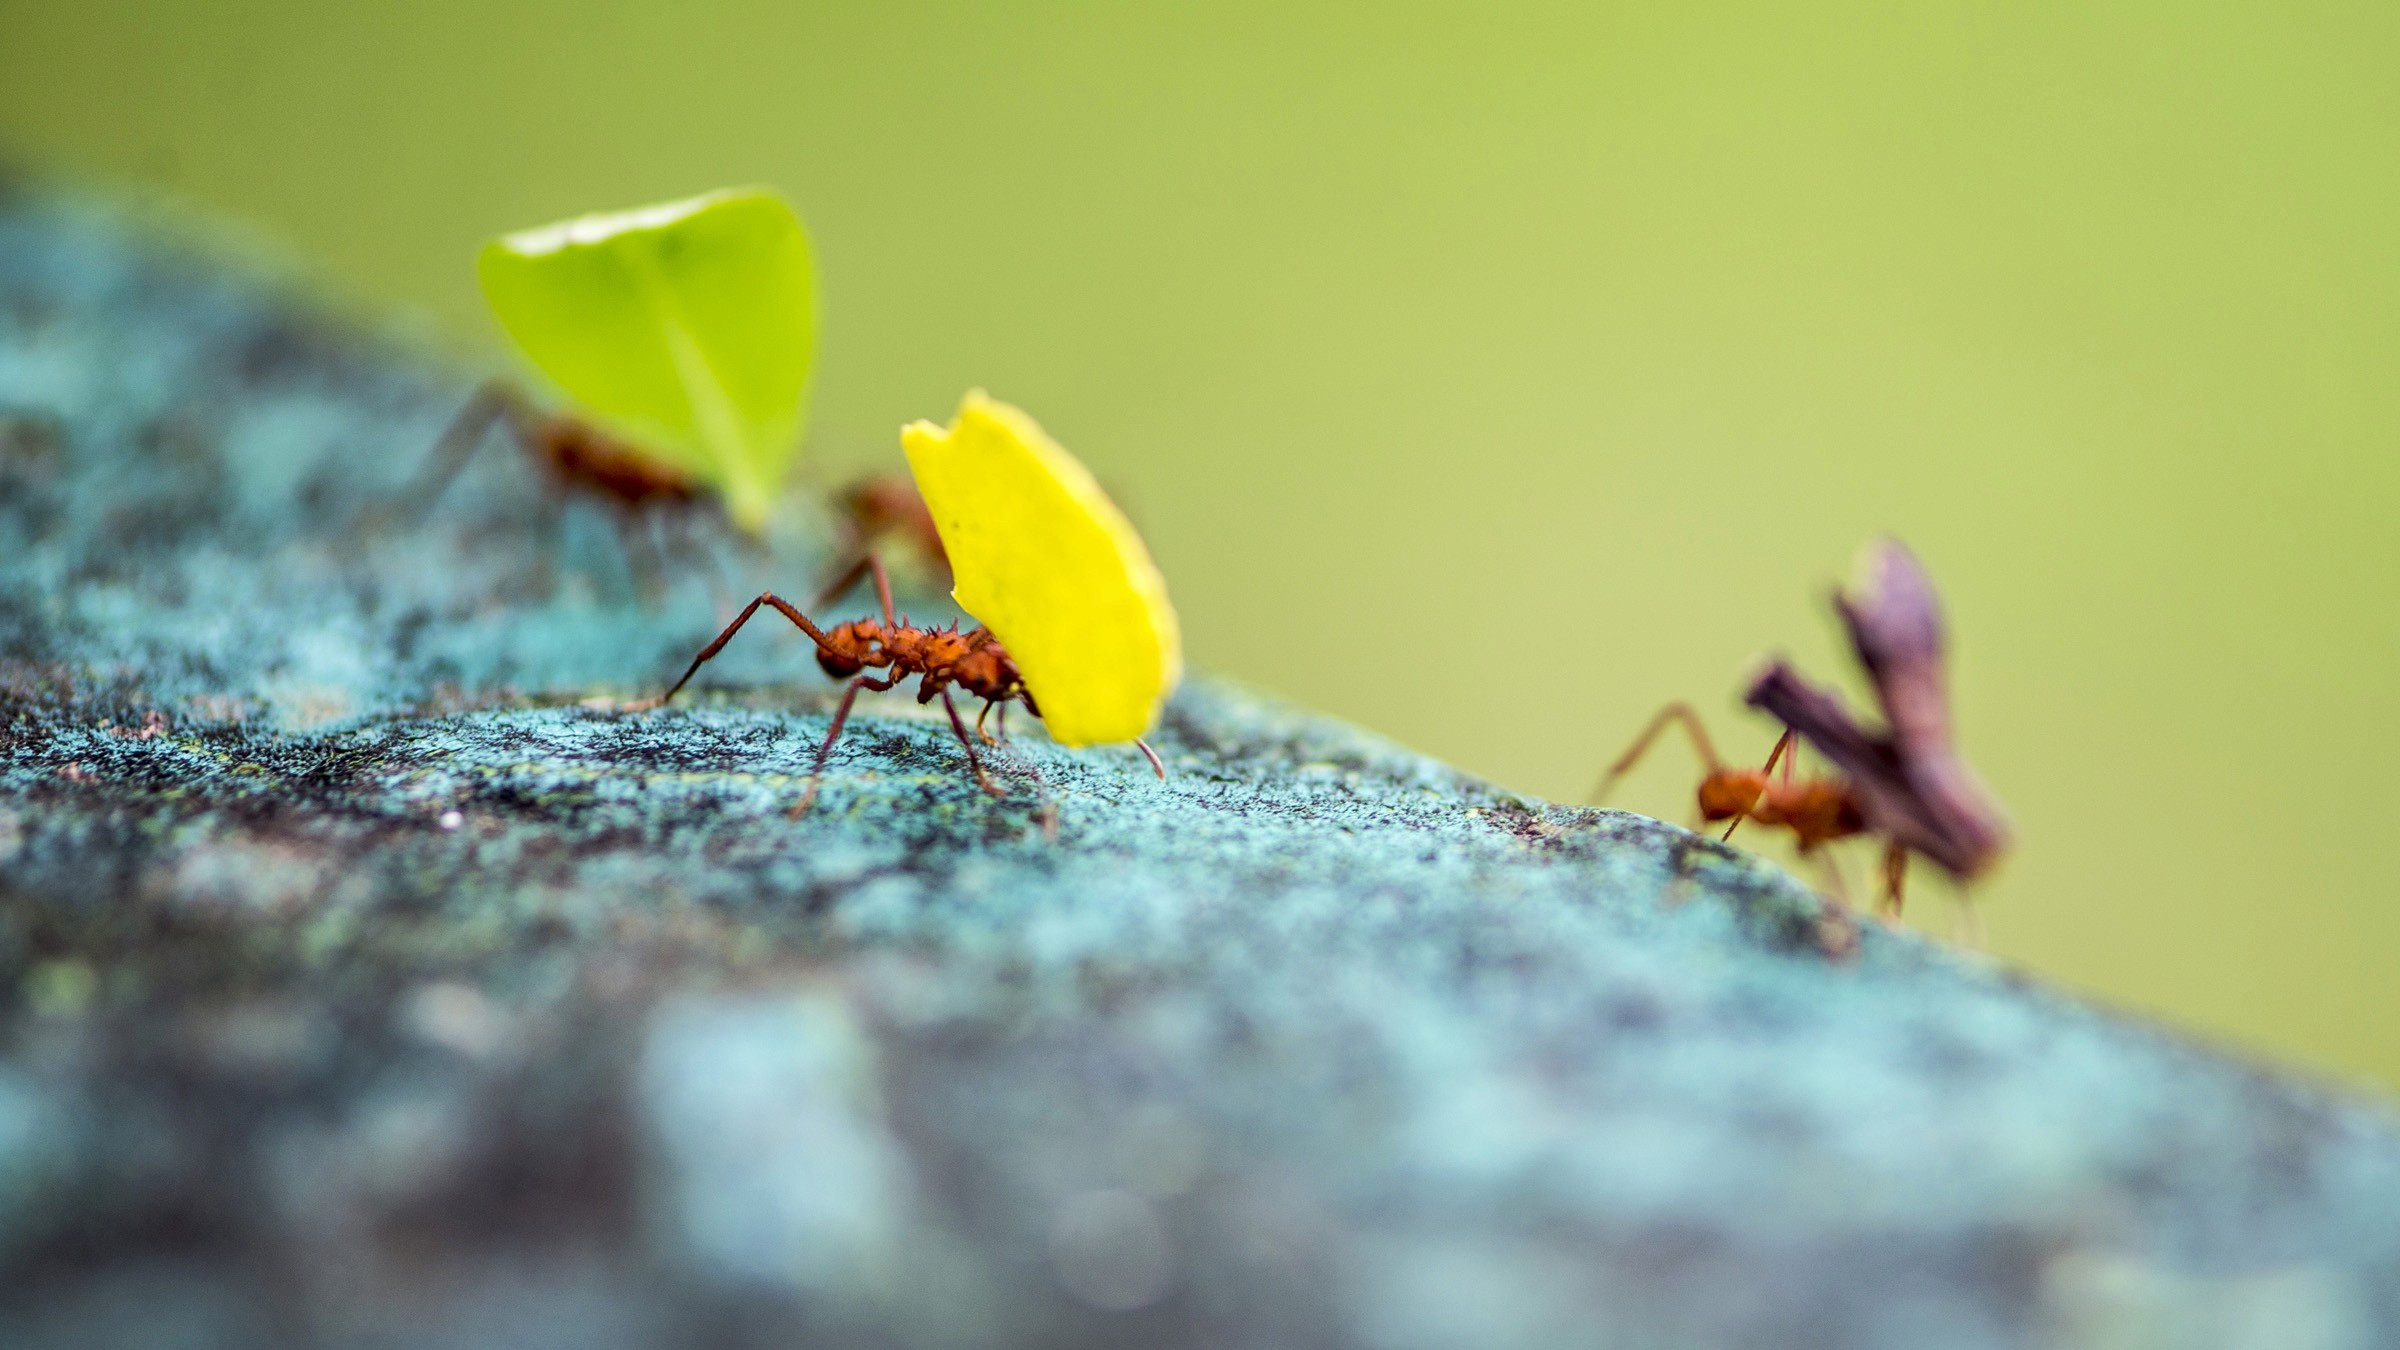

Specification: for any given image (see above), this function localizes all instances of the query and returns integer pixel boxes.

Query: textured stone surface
[2,182,2398,1350]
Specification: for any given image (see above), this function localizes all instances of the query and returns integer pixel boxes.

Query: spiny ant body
[655,556,1163,817]
[1592,540,2008,923]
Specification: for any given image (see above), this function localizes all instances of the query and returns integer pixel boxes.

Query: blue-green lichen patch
[1,179,2398,1350]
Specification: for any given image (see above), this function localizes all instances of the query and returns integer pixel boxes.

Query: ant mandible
[652,555,1166,817]
[1591,539,2009,921]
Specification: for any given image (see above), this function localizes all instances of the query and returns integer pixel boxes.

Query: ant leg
[614,510,668,605]
[1589,702,1725,805]
[1135,738,1166,780]
[1721,729,1797,843]
[814,551,898,627]
[400,380,523,519]
[811,553,872,613]
[659,505,733,618]
[655,593,849,705]
[975,699,1000,746]
[1811,847,1855,910]
[528,481,567,600]
[868,554,897,628]
[820,550,902,629]
[789,672,901,818]
[940,691,1005,798]
[1878,839,1909,921]
[1952,897,1986,950]
[997,701,1010,741]
[974,703,1059,830]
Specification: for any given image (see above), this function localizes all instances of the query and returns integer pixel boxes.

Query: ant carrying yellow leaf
[1592,539,2009,924]
[651,391,1180,817]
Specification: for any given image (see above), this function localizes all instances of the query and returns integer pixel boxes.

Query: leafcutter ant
[1591,539,2009,921]
[404,380,713,598]
[405,387,952,611]
[650,556,1166,818]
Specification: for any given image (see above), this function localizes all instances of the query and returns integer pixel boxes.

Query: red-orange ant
[651,555,1166,817]
[407,381,711,596]
[408,387,955,608]
[1592,540,2008,921]
[1592,705,1881,899]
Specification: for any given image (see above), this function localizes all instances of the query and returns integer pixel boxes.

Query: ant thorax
[946,633,1025,703]
[532,415,699,507]
[808,618,1024,704]
[883,625,972,676]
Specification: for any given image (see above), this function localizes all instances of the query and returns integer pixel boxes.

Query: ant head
[1697,770,1765,822]
[816,619,885,679]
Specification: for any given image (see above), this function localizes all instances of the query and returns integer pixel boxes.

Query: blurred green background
[2,2,2394,1090]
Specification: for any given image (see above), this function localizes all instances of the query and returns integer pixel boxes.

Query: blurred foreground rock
[1,181,2397,1350]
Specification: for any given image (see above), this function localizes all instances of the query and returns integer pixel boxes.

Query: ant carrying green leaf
[402,186,945,600]
[472,186,817,538]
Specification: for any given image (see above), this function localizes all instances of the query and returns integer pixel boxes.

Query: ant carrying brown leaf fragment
[1592,539,2009,923]
[646,555,1165,819]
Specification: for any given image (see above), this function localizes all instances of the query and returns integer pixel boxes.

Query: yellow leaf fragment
[901,393,1181,746]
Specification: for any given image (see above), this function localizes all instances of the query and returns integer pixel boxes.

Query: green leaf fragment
[476,187,818,533]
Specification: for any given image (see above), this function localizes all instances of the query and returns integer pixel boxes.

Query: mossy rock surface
[1,184,2397,1350]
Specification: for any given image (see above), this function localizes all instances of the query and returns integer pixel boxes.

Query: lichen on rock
[1,182,2398,1350]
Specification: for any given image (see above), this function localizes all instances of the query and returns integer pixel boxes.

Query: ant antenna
[1590,702,1722,805]
[1879,839,1909,919]
[787,668,903,817]
[398,380,522,520]
[1720,728,1796,843]
[937,691,1004,798]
